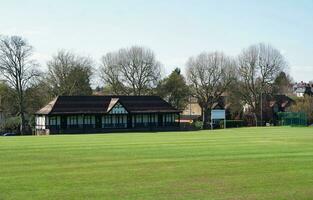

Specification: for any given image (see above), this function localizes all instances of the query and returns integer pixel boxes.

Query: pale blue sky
[1,0,312,83]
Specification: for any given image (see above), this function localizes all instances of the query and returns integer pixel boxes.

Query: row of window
[47,122,178,129]
[68,116,94,125]
[133,114,158,123]
[163,114,176,123]
[47,114,177,125]
[49,116,94,125]
[103,115,126,124]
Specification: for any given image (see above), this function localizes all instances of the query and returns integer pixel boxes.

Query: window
[164,114,174,123]
[84,116,92,125]
[117,115,125,124]
[68,116,77,125]
[136,114,143,123]
[49,116,57,125]
[110,103,128,114]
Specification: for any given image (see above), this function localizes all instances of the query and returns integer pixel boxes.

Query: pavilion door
[95,115,102,129]
[127,115,132,128]
[61,116,67,129]
[158,114,163,127]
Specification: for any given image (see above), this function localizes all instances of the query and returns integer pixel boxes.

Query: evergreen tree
[156,68,190,110]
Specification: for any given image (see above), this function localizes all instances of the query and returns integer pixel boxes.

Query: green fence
[277,112,307,126]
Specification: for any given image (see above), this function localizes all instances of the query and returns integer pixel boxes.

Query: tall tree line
[0,34,291,133]
[186,52,237,128]
[100,46,161,95]
[0,36,40,134]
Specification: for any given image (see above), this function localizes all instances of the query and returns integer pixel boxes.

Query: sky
[0,0,312,85]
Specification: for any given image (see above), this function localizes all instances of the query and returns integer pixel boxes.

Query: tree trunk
[20,112,26,135]
[253,112,258,127]
[203,108,210,129]
[18,89,26,135]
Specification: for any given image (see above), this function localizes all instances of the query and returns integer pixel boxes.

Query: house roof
[36,95,179,115]
[36,98,58,115]
[295,87,306,93]
[267,95,294,108]
[106,98,120,112]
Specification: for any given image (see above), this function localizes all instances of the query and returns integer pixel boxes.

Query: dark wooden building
[262,94,294,124]
[35,96,180,134]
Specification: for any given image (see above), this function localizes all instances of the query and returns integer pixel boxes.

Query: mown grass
[1,127,313,200]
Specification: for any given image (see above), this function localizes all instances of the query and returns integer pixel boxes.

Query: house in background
[293,82,313,97]
[181,97,202,123]
[263,95,294,123]
[180,95,233,123]
[182,93,294,126]
[243,94,294,125]
[35,96,180,134]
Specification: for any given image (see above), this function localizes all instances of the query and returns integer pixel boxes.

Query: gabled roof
[36,96,179,115]
[295,87,306,93]
[106,98,120,112]
[36,97,58,115]
[267,95,294,108]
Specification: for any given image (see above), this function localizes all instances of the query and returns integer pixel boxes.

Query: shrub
[193,121,203,130]
[1,116,20,133]
[288,96,313,125]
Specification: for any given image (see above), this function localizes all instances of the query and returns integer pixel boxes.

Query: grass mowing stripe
[1,127,313,200]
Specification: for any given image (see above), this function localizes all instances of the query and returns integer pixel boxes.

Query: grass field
[1,127,313,200]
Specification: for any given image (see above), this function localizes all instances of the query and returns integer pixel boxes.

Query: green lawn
[1,127,313,200]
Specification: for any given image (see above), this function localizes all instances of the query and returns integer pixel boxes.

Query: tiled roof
[267,95,294,108]
[295,87,306,93]
[36,98,58,115]
[36,96,179,115]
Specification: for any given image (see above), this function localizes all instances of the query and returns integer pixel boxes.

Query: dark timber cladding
[35,96,180,134]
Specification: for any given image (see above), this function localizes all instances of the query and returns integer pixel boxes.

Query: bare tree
[100,46,161,95]
[100,52,125,95]
[0,36,40,134]
[186,52,236,128]
[238,43,286,125]
[46,50,93,96]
